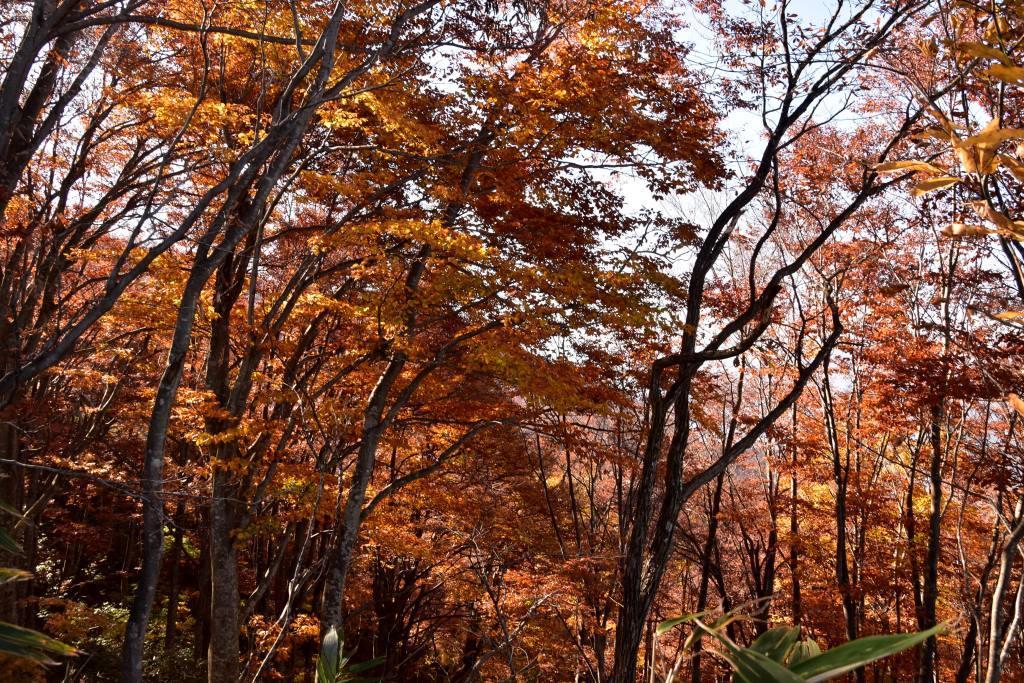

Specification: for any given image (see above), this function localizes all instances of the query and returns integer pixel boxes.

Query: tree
[608,1,941,678]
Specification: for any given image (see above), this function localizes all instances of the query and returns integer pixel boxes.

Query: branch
[678,298,843,504]
[359,420,506,521]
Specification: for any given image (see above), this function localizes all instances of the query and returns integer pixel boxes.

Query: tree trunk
[790,407,801,627]
[209,470,240,683]
[0,419,22,624]
[957,514,1000,683]
[919,404,944,683]
[320,353,407,630]
[985,496,1024,683]
[822,363,859,652]
[690,472,725,683]
[121,230,244,681]
[165,501,184,653]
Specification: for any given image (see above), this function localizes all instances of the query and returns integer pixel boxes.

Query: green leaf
[726,647,806,683]
[0,621,76,664]
[0,528,21,554]
[0,567,30,583]
[656,610,710,635]
[317,626,341,683]
[790,624,944,682]
[0,500,22,519]
[749,626,801,663]
[682,612,745,652]
[787,639,822,666]
[684,618,802,683]
[347,656,385,674]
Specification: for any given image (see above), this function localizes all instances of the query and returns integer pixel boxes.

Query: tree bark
[984,496,1024,683]
[165,501,185,653]
[919,404,944,683]
[121,266,209,682]
[821,361,860,681]
[209,470,240,683]
[789,407,801,627]
[690,472,725,683]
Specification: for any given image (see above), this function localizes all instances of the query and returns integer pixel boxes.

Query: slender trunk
[985,497,1024,683]
[920,405,943,683]
[320,352,407,629]
[690,472,725,683]
[836,480,858,646]
[957,617,979,683]
[121,238,236,681]
[120,99,307,676]
[319,170,468,628]
[790,408,801,626]
[611,325,838,683]
[318,121,488,629]
[165,501,185,653]
[821,362,862,683]
[904,436,925,671]
[209,470,240,683]
[203,249,248,683]
[611,366,691,683]
[0,419,22,623]
[957,514,1001,683]
[193,520,212,663]
[753,492,778,637]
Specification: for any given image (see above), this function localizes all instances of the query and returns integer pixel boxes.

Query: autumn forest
[6,0,1024,681]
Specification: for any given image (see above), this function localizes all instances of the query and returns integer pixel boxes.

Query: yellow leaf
[911,177,960,196]
[984,17,1012,44]
[962,125,1024,148]
[953,143,979,175]
[1010,393,1024,417]
[960,41,1014,65]
[958,120,1003,174]
[911,128,957,142]
[873,160,946,174]
[998,154,1024,181]
[984,64,1024,83]
[942,223,997,238]
[916,98,958,134]
[970,200,1014,230]
[995,311,1024,321]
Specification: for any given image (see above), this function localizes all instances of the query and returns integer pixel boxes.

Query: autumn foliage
[3,0,1024,682]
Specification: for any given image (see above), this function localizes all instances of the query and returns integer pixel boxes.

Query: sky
[613,0,897,219]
